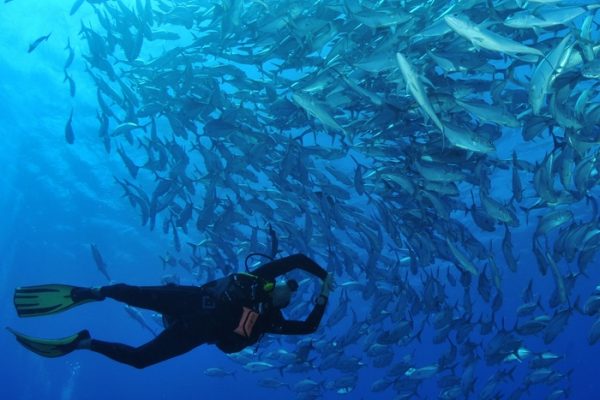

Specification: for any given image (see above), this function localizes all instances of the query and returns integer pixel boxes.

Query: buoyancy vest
[204,273,277,353]
[161,274,274,333]
[202,273,274,333]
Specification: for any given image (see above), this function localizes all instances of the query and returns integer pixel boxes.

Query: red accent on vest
[233,307,259,337]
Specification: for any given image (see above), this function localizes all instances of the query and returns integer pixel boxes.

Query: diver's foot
[76,330,92,349]
[90,287,105,300]
[71,287,105,302]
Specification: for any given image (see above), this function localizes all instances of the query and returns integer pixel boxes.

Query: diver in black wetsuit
[9,253,333,369]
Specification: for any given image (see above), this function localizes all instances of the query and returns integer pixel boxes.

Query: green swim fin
[7,327,90,358]
[14,284,103,317]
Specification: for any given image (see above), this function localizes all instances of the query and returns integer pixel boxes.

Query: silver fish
[444,14,543,57]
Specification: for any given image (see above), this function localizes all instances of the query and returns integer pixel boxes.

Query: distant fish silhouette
[70,0,85,16]
[64,38,74,69]
[64,109,74,144]
[63,70,76,97]
[27,32,51,53]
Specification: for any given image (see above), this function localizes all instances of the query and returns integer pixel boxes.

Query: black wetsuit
[89,253,328,369]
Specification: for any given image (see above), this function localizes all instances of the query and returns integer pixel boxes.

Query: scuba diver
[8,253,333,369]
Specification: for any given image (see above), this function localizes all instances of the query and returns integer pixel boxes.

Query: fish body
[293,379,320,393]
[350,8,410,28]
[529,34,573,115]
[511,151,523,203]
[506,5,599,29]
[243,361,275,372]
[405,365,438,380]
[258,378,288,389]
[111,122,144,137]
[395,52,444,133]
[544,308,570,344]
[455,99,520,128]
[124,305,156,336]
[534,209,573,237]
[90,243,111,281]
[546,251,567,305]
[584,295,600,316]
[64,38,75,69]
[530,352,562,369]
[443,122,495,153]
[117,145,140,178]
[444,15,543,57]
[203,368,235,377]
[517,299,542,317]
[70,0,85,15]
[516,315,549,335]
[28,33,51,53]
[65,109,75,144]
[414,161,465,182]
[291,92,346,135]
[481,192,518,227]
[63,71,76,97]
[446,238,479,276]
[589,318,600,345]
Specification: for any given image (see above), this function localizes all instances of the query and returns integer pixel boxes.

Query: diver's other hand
[320,273,334,297]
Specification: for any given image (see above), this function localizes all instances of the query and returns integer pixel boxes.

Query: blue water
[1,1,599,400]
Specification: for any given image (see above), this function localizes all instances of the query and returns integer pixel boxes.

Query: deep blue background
[1,1,599,400]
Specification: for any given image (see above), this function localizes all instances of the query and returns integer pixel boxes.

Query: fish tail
[519,205,531,225]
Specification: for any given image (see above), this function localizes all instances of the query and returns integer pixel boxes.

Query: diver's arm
[253,253,327,281]
[267,299,328,335]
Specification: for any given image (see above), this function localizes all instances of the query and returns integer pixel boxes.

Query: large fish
[444,14,543,58]
[534,209,573,237]
[480,192,519,227]
[502,225,519,272]
[446,238,479,276]
[455,98,520,128]
[512,151,523,203]
[64,109,75,144]
[291,92,347,137]
[505,5,600,29]
[546,251,567,306]
[90,243,111,281]
[529,34,574,115]
[395,52,444,134]
[70,0,85,16]
[442,122,495,153]
[27,32,51,53]
[64,38,75,69]
[63,71,76,97]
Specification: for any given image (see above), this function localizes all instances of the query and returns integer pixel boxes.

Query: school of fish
[19,0,600,398]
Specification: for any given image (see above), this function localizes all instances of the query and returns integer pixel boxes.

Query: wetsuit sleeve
[253,253,327,281]
[267,300,328,335]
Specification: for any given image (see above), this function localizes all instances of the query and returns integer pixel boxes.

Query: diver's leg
[86,321,206,369]
[99,284,205,315]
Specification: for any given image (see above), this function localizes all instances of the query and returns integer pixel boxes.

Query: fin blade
[13,284,78,318]
[7,327,87,358]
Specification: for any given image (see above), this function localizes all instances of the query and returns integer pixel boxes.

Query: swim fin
[14,284,104,317]
[6,327,90,358]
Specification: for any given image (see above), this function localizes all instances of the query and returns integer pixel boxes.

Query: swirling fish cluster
[29,0,600,398]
